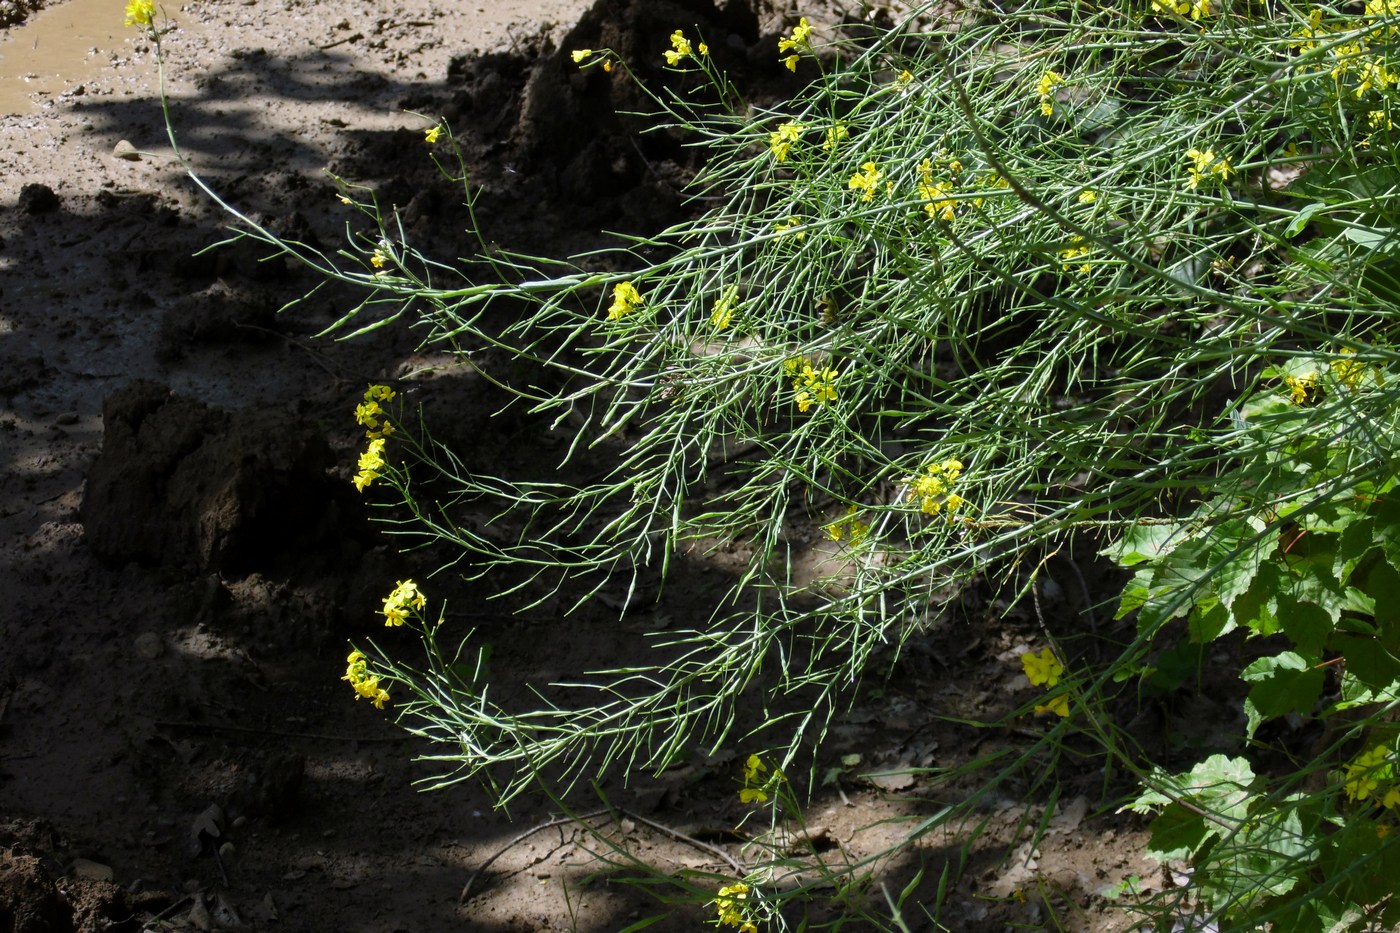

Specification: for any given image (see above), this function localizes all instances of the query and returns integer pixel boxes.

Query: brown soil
[0,0,1174,930]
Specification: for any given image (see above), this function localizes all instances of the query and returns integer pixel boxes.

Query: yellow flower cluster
[917,157,958,221]
[343,650,390,709]
[1151,0,1212,19]
[424,124,442,144]
[607,281,644,321]
[354,438,386,492]
[1059,235,1092,274]
[907,458,966,516]
[1036,69,1064,118]
[769,121,803,163]
[1283,371,1320,405]
[382,579,427,627]
[125,0,155,27]
[773,216,805,240]
[352,385,396,493]
[822,121,849,151]
[711,286,739,330]
[1344,744,1400,807]
[715,882,759,931]
[824,505,870,546]
[663,29,707,65]
[1294,3,1398,105]
[783,356,839,412]
[1185,146,1234,190]
[1021,647,1069,717]
[355,384,396,440]
[778,16,811,71]
[739,753,783,804]
[1331,349,1386,390]
[571,48,614,72]
[847,160,884,201]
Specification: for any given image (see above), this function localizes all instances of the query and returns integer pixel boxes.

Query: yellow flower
[424,125,442,144]
[382,579,427,627]
[715,883,752,928]
[342,650,389,709]
[1283,371,1320,405]
[1036,69,1064,117]
[768,121,803,163]
[1034,693,1070,718]
[607,281,644,321]
[774,216,805,240]
[1345,745,1392,801]
[825,505,870,546]
[1385,786,1400,809]
[698,42,710,56]
[778,17,811,54]
[353,438,387,492]
[664,29,693,66]
[1078,189,1097,204]
[571,49,591,63]
[743,753,767,783]
[897,69,913,84]
[1153,0,1212,18]
[1185,146,1231,189]
[1022,647,1064,687]
[711,286,739,330]
[124,0,155,27]
[782,53,799,72]
[908,458,965,515]
[370,241,390,268]
[847,161,884,201]
[822,122,849,151]
[365,384,396,403]
[787,358,840,412]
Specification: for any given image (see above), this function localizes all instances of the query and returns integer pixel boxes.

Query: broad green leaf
[1145,803,1212,862]
[1277,591,1335,656]
[1334,516,1376,584]
[1241,651,1325,739]
[1335,634,1400,694]
[1104,522,1185,567]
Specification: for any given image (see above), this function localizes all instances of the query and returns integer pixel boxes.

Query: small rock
[218,841,235,859]
[187,893,213,930]
[134,632,163,659]
[55,411,79,425]
[18,183,59,214]
[70,858,114,881]
[262,892,279,921]
[113,139,141,161]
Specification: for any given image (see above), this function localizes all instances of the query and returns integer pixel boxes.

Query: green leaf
[1145,803,1211,862]
[1336,634,1400,694]
[1277,591,1335,656]
[1241,651,1325,739]
[1334,516,1376,584]
[1105,522,1185,567]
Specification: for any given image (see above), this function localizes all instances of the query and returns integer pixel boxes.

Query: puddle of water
[0,0,136,115]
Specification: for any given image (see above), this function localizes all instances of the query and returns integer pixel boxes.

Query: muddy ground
[0,0,1179,930]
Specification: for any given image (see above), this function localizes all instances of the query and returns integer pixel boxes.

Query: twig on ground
[459,807,743,903]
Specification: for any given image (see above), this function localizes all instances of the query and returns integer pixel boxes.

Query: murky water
[0,0,136,115]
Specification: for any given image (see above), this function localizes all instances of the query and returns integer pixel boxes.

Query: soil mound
[82,380,362,576]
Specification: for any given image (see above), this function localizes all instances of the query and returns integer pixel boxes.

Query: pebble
[70,858,114,881]
[187,894,212,930]
[55,411,78,425]
[134,632,163,659]
[113,140,141,161]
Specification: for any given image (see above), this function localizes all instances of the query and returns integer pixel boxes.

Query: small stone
[187,894,213,930]
[18,183,59,214]
[70,858,114,881]
[218,841,235,859]
[134,632,163,659]
[55,411,79,425]
[113,140,141,161]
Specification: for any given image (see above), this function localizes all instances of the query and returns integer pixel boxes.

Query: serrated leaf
[1104,522,1185,567]
[1277,593,1334,657]
[1241,651,1325,739]
[1145,802,1211,862]
[1336,634,1400,694]
[1334,516,1376,584]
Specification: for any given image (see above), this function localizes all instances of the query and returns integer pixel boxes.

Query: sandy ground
[0,0,1164,930]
